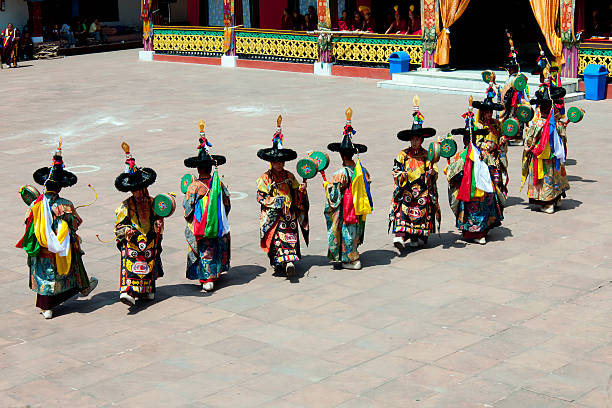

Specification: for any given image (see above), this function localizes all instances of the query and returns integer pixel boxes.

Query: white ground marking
[229,191,248,200]
[226,105,289,117]
[64,165,101,174]
[0,108,157,148]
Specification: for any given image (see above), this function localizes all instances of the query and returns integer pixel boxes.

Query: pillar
[29,0,44,43]
[421,0,437,69]
[317,0,331,29]
[560,0,578,77]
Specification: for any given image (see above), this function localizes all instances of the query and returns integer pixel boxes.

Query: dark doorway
[199,0,209,26]
[449,0,547,71]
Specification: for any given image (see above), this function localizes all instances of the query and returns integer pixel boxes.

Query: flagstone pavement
[0,50,610,408]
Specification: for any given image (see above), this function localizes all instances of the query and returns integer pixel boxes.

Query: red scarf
[530,109,553,184]
[457,144,474,202]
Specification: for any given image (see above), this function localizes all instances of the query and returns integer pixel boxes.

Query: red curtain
[187,0,200,26]
[260,0,286,29]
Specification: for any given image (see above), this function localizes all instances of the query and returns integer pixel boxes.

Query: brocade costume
[390,148,439,241]
[16,140,96,317]
[324,164,370,263]
[114,194,164,295]
[113,142,165,305]
[522,112,569,205]
[184,179,231,283]
[182,122,231,287]
[257,169,309,266]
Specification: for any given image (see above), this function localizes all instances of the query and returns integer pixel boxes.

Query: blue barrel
[583,64,608,100]
[389,51,411,78]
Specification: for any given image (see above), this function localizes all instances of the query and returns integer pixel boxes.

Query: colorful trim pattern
[153,26,423,66]
[332,34,422,66]
[236,29,318,62]
[578,45,612,77]
[153,27,225,56]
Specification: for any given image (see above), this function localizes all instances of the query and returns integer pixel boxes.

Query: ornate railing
[578,40,612,77]
[153,26,424,67]
[332,33,422,67]
[153,26,225,56]
[235,28,318,62]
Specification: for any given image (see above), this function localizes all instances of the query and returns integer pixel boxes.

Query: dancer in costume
[114,142,164,306]
[324,108,372,269]
[16,139,98,319]
[500,32,530,146]
[256,115,309,276]
[1,23,20,68]
[446,96,503,245]
[390,95,440,250]
[475,81,509,206]
[522,79,569,214]
[183,121,230,292]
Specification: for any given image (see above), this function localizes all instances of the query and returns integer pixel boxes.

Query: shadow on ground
[567,175,597,183]
[505,196,526,207]
[275,255,331,283]
[56,264,267,316]
[526,198,582,212]
[565,158,577,166]
[361,249,397,268]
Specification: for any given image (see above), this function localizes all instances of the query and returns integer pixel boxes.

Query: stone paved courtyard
[0,50,610,407]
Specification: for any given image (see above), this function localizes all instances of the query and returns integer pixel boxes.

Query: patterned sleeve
[256,173,284,209]
[289,174,308,213]
[525,124,538,149]
[325,170,349,209]
[183,183,199,220]
[392,152,407,187]
[114,201,131,241]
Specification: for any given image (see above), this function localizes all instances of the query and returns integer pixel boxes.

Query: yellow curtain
[529,0,565,65]
[434,0,471,66]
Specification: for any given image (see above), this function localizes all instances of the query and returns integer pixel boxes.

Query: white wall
[0,0,29,32]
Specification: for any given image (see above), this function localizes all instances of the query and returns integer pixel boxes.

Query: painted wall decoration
[560,0,575,44]
[318,0,331,29]
[223,0,235,54]
[209,0,224,26]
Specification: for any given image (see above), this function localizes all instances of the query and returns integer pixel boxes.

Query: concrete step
[564,92,586,103]
[376,81,585,102]
[385,69,581,94]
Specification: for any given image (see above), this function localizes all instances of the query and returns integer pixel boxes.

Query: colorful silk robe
[501,74,528,142]
[1,28,19,63]
[183,178,231,282]
[390,147,440,239]
[256,170,309,266]
[446,147,503,236]
[522,116,569,204]
[324,164,371,263]
[114,195,164,294]
[477,118,509,207]
[17,193,91,296]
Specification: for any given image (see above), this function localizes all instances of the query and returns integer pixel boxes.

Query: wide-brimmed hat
[397,95,437,141]
[473,95,504,112]
[452,96,489,143]
[257,115,298,162]
[33,138,78,188]
[114,142,157,192]
[184,120,227,168]
[530,84,566,106]
[328,108,367,154]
